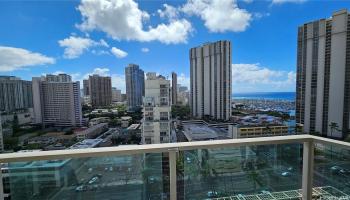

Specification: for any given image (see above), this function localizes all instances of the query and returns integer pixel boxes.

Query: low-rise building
[69,139,103,149]
[89,117,110,127]
[229,124,289,139]
[121,116,132,128]
[181,120,232,142]
[75,123,108,141]
[127,124,141,134]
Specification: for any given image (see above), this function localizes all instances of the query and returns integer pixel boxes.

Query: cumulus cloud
[271,0,306,4]
[177,73,190,89]
[157,4,179,21]
[58,36,109,59]
[110,47,128,58]
[181,0,252,32]
[86,67,111,77]
[141,47,149,53]
[77,0,193,44]
[232,63,296,92]
[0,46,55,72]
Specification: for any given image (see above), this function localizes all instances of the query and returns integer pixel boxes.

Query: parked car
[75,185,87,192]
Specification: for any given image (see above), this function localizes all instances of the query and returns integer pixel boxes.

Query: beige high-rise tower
[190,40,232,120]
[32,74,82,127]
[296,9,350,139]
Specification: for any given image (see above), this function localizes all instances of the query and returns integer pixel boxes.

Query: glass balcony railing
[0,135,349,200]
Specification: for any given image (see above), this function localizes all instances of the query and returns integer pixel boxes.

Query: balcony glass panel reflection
[7,153,168,200]
[313,143,350,199]
[178,144,302,199]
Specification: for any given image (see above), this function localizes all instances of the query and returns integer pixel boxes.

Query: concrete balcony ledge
[0,134,349,200]
[0,134,348,163]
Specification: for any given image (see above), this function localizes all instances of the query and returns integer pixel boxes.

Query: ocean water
[233,92,295,101]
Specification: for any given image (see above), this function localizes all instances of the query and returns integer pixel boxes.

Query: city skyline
[1,0,350,93]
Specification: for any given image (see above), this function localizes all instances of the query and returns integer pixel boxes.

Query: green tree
[247,169,261,191]
[4,137,19,150]
[171,105,190,120]
[329,122,340,137]
[12,113,20,133]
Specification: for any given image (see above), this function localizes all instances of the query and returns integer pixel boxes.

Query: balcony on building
[0,135,349,200]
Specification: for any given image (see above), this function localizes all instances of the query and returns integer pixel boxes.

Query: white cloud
[271,0,306,4]
[52,71,65,75]
[253,12,270,20]
[58,36,109,59]
[232,63,296,92]
[99,39,109,47]
[177,73,190,89]
[141,47,149,53]
[87,67,110,77]
[157,4,179,21]
[112,74,126,93]
[77,0,193,44]
[181,0,252,32]
[110,47,128,58]
[0,46,55,72]
[91,49,110,55]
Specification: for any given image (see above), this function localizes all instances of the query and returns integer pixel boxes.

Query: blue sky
[0,0,349,93]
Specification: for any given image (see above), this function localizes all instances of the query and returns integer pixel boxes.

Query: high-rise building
[0,76,33,112]
[32,74,82,127]
[296,9,350,139]
[0,114,4,152]
[190,40,232,120]
[121,93,127,102]
[178,85,188,93]
[142,73,171,144]
[83,79,90,96]
[171,72,177,105]
[112,87,122,102]
[89,75,112,108]
[125,64,145,111]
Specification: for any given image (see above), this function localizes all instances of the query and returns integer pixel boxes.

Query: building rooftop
[182,121,231,141]
[69,139,103,149]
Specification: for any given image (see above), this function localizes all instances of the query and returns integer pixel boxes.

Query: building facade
[296,9,350,139]
[83,79,90,96]
[89,75,112,108]
[190,40,232,120]
[142,73,172,144]
[32,74,82,127]
[0,76,33,113]
[112,87,122,102]
[125,64,145,111]
[171,72,177,105]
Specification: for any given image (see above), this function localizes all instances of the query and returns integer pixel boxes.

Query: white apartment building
[142,73,172,144]
[190,40,232,120]
[32,74,82,127]
[296,9,350,139]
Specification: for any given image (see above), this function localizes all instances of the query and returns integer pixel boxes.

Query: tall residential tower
[125,64,145,111]
[190,40,232,120]
[142,73,171,144]
[296,9,350,139]
[88,75,112,108]
[32,74,82,127]
[171,72,177,105]
[0,76,33,112]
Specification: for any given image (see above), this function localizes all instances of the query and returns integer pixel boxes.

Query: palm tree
[329,122,340,138]
[247,170,260,191]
